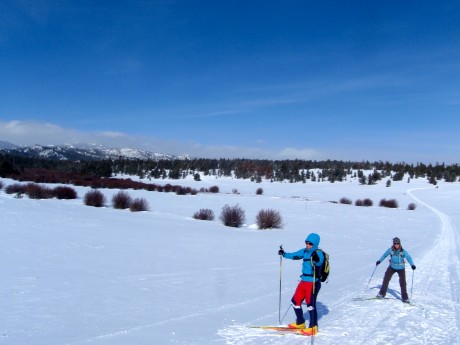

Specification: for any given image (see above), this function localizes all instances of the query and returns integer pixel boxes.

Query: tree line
[1,153,459,184]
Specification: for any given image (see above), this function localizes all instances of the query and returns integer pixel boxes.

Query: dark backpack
[311,249,330,283]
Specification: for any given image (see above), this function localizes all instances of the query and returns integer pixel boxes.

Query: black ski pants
[379,266,408,300]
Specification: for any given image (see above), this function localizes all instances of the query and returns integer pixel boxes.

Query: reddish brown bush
[193,209,215,221]
[25,183,53,199]
[5,183,27,195]
[112,191,132,209]
[53,186,78,199]
[355,198,373,207]
[176,187,186,195]
[379,198,399,208]
[209,185,219,193]
[408,203,417,210]
[219,204,245,228]
[130,198,149,212]
[256,209,283,229]
[146,184,157,191]
[363,198,373,207]
[339,197,352,205]
[84,189,106,207]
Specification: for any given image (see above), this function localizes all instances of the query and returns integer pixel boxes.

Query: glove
[376,260,381,266]
[311,251,319,263]
[411,265,416,270]
[278,249,285,256]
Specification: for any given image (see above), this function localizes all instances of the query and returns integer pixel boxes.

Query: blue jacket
[379,246,414,270]
[283,233,325,282]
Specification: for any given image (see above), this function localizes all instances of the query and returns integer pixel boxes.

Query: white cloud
[277,147,320,160]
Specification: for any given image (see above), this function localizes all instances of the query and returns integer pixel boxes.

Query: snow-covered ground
[1,173,459,345]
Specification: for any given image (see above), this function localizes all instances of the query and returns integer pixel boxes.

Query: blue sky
[1,1,459,164]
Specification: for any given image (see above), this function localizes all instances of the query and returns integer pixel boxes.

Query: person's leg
[307,281,321,328]
[379,267,396,297]
[299,281,321,335]
[397,269,409,300]
[291,282,308,325]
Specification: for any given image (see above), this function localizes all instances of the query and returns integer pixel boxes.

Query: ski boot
[299,325,318,336]
[287,322,305,329]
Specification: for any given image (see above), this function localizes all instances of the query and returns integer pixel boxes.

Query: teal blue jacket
[379,246,414,270]
[282,233,325,282]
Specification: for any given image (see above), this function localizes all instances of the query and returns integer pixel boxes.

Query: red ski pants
[292,281,315,306]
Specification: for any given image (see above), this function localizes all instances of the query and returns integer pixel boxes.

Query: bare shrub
[0,181,3,191]
[112,191,132,209]
[256,187,264,195]
[339,197,352,205]
[53,186,78,199]
[219,204,245,228]
[209,185,219,193]
[193,208,215,221]
[355,199,364,206]
[408,203,417,210]
[176,187,186,195]
[256,209,283,229]
[363,198,373,207]
[130,198,149,212]
[26,183,53,199]
[5,183,26,195]
[232,188,239,194]
[146,184,157,191]
[84,189,106,207]
[379,198,399,208]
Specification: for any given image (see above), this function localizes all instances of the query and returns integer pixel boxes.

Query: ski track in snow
[219,187,460,344]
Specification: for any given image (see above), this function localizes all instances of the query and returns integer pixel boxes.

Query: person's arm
[312,250,324,267]
[283,248,305,260]
[404,250,416,269]
[376,248,391,265]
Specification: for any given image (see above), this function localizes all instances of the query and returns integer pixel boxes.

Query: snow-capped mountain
[0,142,187,161]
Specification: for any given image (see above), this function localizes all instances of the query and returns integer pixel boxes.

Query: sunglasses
[305,241,313,246]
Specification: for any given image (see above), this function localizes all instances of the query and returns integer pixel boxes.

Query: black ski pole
[280,303,291,324]
[364,265,378,293]
[410,269,414,299]
[278,245,283,324]
[311,268,316,345]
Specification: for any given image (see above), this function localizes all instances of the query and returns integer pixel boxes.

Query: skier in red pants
[278,233,324,336]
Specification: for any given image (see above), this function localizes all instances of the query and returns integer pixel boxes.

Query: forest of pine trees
[1,153,459,186]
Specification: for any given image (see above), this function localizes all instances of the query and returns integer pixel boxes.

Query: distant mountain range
[0,141,187,161]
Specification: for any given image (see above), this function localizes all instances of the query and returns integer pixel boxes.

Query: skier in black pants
[375,237,416,303]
